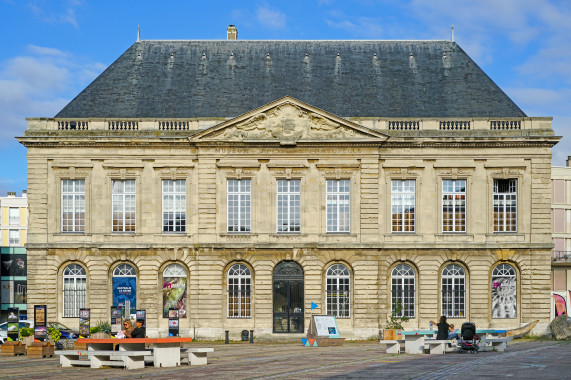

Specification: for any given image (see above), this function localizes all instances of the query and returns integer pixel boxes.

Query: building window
[62,179,85,232]
[491,263,517,318]
[227,264,251,318]
[112,179,136,232]
[162,180,186,233]
[9,207,20,225]
[227,179,251,232]
[441,264,465,318]
[326,179,350,232]
[391,264,415,318]
[63,264,86,318]
[493,179,517,232]
[326,263,350,318]
[163,263,187,318]
[8,230,19,246]
[442,180,466,232]
[392,180,415,232]
[277,179,301,233]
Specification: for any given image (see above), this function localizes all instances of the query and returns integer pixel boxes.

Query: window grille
[442,180,466,232]
[63,264,86,318]
[227,264,251,318]
[277,179,301,233]
[391,180,415,232]
[62,179,85,232]
[227,179,251,232]
[162,180,186,232]
[113,263,136,277]
[326,264,350,318]
[391,264,415,318]
[326,179,350,232]
[493,179,517,232]
[163,263,186,277]
[441,264,465,318]
[112,180,136,232]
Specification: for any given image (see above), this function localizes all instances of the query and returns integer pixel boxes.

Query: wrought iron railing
[551,250,571,262]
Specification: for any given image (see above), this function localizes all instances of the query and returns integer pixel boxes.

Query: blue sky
[1,0,570,196]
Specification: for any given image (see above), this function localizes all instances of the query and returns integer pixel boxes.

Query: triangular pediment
[192,97,388,144]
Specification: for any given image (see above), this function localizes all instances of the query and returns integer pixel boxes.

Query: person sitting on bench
[430,316,458,340]
[130,319,146,338]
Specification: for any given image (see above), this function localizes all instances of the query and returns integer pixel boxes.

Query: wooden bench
[379,340,404,354]
[424,339,456,354]
[180,347,214,365]
[485,337,511,352]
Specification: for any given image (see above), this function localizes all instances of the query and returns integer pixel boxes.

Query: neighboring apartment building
[18,27,558,338]
[551,159,571,317]
[0,191,28,321]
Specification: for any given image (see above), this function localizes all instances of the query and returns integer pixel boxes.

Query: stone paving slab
[0,340,569,379]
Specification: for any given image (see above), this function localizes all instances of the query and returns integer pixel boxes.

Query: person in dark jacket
[430,316,458,340]
[130,319,146,338]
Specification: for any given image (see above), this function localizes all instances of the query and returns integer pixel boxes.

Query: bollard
[225,330,229,344]
[250,330,254,343]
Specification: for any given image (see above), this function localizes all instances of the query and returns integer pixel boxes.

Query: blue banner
[112,277,137,314]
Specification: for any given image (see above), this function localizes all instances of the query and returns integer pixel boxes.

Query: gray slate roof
[56,40,526,118]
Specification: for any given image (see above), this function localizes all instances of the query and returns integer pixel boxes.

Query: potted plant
[91,321,112,339]
[19,327,35,346]
[384,300,410,340]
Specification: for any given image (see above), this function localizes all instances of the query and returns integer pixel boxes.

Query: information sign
[7,307,19,341]
[168,308,179,336]
[110,306,123,334]
[79,308,90,337]
[312,316,341,338]
[34,305,47,341]
[136,309,146,328]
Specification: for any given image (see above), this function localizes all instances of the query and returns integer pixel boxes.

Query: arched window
[228,264,251,318]
[491,263,517,318]
[441,264,465,318]
[163,263,188,318]
[63,264,86,318]
[112,263,137,315]
[391,264,415,318]
[326,264,350,318]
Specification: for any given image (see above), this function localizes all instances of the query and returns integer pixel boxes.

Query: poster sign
[491,277,517,318]
[79,308,90,337]
[0,254,26,276]
[7,308,19,341]
[136,310,146,328]
[112,277,137,315]
[110,306,123,334]
[313,316,341,338]
[34,305,47,341]
[168,308,179,336]
[163,276,187,318]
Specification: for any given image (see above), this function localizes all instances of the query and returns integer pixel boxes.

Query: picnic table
[399,329,508,354]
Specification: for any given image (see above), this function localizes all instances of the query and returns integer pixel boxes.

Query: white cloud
[26,0,83,29]
[326,16,383,38]
[256,6,286,29]
[0,45,104,144]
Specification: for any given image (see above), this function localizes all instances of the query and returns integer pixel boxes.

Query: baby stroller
[458,322,480,353]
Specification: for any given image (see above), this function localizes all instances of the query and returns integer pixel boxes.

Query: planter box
[383,329,402,340]
[27,342,55,359]
[74,341,87,350]
[0,341,26,356]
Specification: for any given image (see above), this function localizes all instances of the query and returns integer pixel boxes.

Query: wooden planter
[0,341,26,356]
[27,342,55,359]
[74,340,87,350]
[91,332,111,339]
[22,336,35,346]
[383,329,402,340]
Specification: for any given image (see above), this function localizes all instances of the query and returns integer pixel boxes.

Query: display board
[312,316,341,338]
[168,308,179,336]
[136,309,146,328]
[110,306,123,334]
[7,307,19,341]
[34,305,47,341]
[163,277,187,318]
[112,277,136,315]
[79,308,90,337]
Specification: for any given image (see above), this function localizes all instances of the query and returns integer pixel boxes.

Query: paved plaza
[0,340,569,379]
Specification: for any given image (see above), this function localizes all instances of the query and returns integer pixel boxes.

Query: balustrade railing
[552,250,571,262]
[388,120,420,130]
[108,120,138,130]
[440,120,470,130]
[58,120,89,130]
[490,120,521,130]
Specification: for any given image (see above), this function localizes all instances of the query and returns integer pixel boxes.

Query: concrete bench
[379,340,404,354]
[180,347,214,365]
[57,349,148,370]
[424,340,456,354]
[485,337,511,352]
[56,350,90,367]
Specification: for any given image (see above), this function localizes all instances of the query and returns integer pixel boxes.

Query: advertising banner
[163,276,187,318]
[34,305,47,341]
[0,254,26,276]
[7,308,19,341]
[168,308,179,336]
[112,277,137,315]
[136,309,146,328]
[79,308,90,337]
[110,306,123,334]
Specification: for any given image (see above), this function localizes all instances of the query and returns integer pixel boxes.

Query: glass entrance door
[273,261,304,333]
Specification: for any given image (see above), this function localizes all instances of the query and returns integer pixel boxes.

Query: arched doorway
[273,261,304,333]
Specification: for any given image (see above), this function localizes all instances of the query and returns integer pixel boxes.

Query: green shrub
[94,320,112,334]
[19,327,34,339]
[47,327,61,343]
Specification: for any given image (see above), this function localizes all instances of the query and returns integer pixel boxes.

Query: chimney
[22,190,27,198]
[7,192,16,197]
[567,156,571,167]
[227,25,238,40]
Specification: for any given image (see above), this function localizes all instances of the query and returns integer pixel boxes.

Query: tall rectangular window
[326,179,350,233]
[227,179,251,232]
[392,180,415,232]
[442,179,466,232]
[112,179,136,232]
[9,207,20,225]
[493,179,517,232]
[62,179,85,232]
[9,230,19,246]
[277,179,301,233]
[162,180,186,232]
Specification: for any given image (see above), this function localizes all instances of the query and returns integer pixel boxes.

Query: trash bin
[241,330,249,341]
